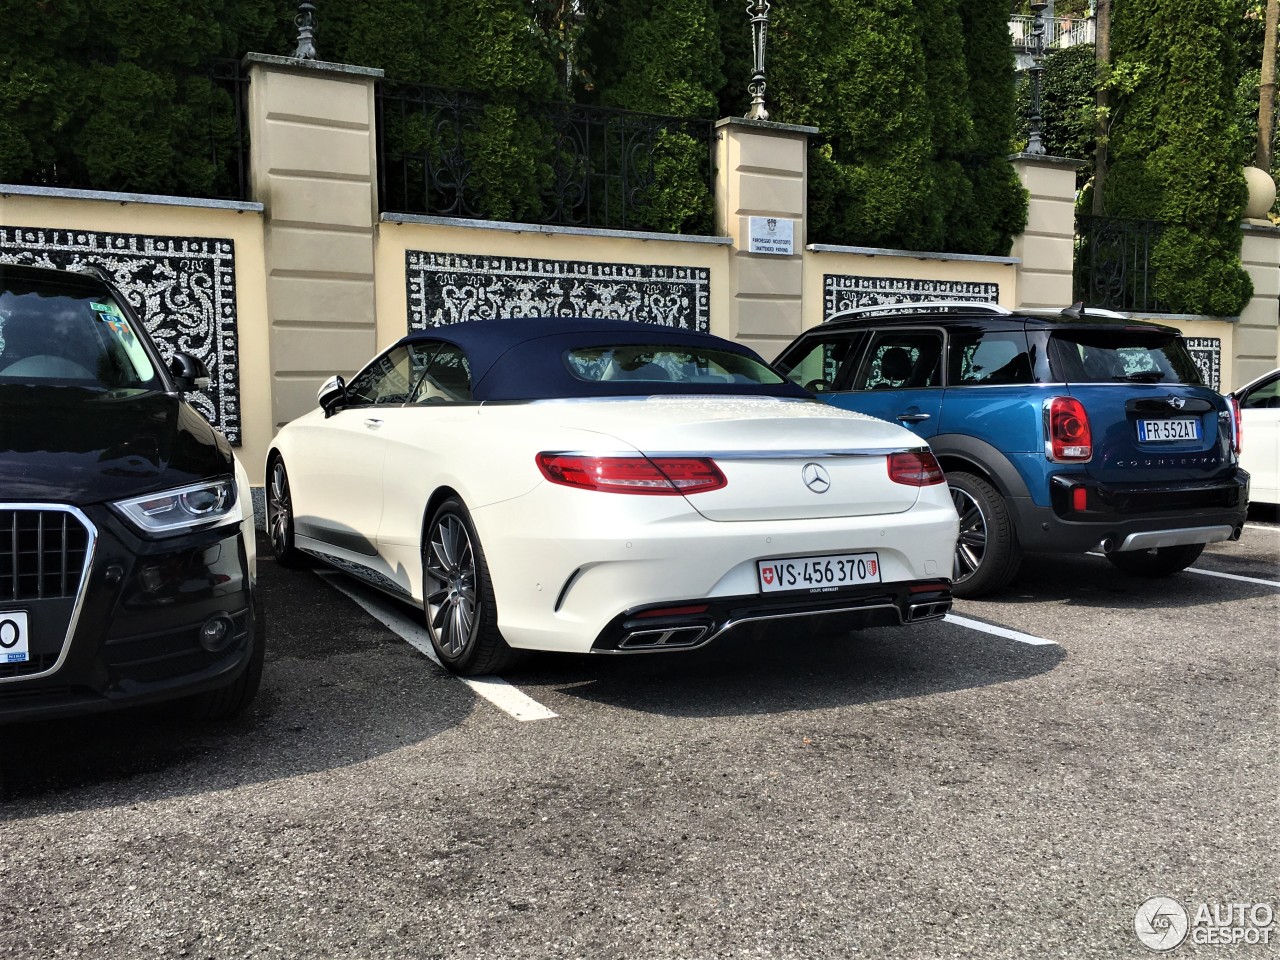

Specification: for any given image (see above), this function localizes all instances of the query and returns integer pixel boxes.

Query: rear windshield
[564,344,788,387]
[0,285,162,393]
[1048,329,1202,385]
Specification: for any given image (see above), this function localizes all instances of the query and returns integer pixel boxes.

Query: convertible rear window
[564,344,787,386]
[0,286,161,392]
[1048,329,1202,385]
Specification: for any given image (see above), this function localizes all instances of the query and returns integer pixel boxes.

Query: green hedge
[1106,0,1252,315]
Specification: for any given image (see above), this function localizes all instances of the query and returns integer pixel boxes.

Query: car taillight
[1045,396,1092,462]
[1227,394,1243,455]
[887,450,945,486]
[536,454,727,495]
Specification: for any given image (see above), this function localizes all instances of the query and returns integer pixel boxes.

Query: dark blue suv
[773,303,1249,597]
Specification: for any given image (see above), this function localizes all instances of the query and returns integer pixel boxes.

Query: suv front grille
[1,508,92,602]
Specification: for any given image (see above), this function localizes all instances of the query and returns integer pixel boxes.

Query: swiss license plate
[0,611,30,663]
[1137,418,1200,442]
[757,552,881,594]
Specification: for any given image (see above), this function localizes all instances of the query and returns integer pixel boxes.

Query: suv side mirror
[317,375,346,417]
[169,352,210,392]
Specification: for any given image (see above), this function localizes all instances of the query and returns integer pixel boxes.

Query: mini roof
[390,317,809,402]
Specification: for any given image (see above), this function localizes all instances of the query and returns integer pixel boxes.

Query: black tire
[189,593,266,721]
[948,471,1023,598]
[1105,542,1205,577]
[266,454,308,568]
[422,498,518,676]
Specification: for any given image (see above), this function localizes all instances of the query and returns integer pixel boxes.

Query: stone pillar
[1009,154,1086,308]
[243,54,384,429]
[1236,222,1280,389]
[714,118,817,359]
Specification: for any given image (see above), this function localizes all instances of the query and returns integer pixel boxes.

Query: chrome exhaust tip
[619,625,709,649]
[907,599,952,622]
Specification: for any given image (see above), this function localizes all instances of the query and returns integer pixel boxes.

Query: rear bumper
[590,579,953,653]
[1009,473,1249,554]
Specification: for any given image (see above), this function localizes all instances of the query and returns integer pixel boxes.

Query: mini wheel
[948,471,1023,598]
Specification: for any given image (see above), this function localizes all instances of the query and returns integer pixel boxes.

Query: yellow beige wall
[0,189,275,485]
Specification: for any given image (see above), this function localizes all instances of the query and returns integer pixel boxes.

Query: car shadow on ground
[0,544,473,813]
[511,615,1066,719]
[976,546,1278,610]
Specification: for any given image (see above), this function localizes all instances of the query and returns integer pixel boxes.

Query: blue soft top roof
[391,317,809,402]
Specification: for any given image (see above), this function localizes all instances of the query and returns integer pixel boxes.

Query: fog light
[199,615,235,652]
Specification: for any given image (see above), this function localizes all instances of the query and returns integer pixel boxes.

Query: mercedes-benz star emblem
[802,463,831,494]
[1167,396,1186,409]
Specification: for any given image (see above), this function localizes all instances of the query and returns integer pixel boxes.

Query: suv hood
[0,385,231,505]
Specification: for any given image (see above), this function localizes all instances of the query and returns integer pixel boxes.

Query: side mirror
[317,375,346,417]
[170,352,210,392]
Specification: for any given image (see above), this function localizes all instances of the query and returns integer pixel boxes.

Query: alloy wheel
[267,460,292,559]
[951,485,987,582]
[425,513,478,658]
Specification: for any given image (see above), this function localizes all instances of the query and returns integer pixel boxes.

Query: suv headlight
[112,479,239,535]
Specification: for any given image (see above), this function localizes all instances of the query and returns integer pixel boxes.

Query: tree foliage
[1106,0,1253,315]
[769,0,1025,255]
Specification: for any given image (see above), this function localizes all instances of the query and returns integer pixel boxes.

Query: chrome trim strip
[0,504,98,685]
[541,447,920,461]
[1115,525,1234,552]
[591,601,905,655]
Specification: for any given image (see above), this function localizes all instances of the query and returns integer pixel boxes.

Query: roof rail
[824,300,1013,322]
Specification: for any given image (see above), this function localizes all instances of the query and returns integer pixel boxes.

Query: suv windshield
[0,284,161,392]
[1048,329,1202,385]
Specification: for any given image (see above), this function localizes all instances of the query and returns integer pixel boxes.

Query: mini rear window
[1048,329,1202,385]
[564,344,787,386]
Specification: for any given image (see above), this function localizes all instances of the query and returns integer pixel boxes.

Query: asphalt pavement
[2,514,1276,959]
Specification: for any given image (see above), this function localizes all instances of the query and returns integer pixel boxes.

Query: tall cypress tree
[956,0,1029,256]
[1107,0,1252,315]
[770,0,936,249]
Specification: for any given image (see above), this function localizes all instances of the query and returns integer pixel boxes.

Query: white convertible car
[267,318,959,674]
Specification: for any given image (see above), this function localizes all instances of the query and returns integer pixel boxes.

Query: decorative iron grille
[1074,214,1168,313]
[376,82,716,234]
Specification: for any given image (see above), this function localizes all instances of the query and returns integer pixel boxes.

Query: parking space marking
[1086,553,1280,589]
[317,572,560,723]
[944,613,1058,646]
[1182,567,1280,588]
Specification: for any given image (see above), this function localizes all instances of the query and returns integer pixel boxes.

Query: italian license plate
[1137,418,1200,442]
[757,552,881,594]
[0,611,30,663]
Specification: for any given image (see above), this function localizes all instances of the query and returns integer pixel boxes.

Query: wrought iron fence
[376,81,717,234]
[6,59,250,203]
[206,58,251,202]
[1074,214,1168,313]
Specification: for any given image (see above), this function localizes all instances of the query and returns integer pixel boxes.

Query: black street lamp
[1026,1,1048,155]
[746,0,770,121]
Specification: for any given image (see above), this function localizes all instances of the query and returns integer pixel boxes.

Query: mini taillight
[1045,396,1092,462]
[1227,394,1243,455]
[887,450,946,486]
[536,454,727,495]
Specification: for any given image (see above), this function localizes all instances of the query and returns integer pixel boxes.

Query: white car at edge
[266,318,960,675]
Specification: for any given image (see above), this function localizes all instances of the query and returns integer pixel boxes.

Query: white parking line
[1086,552,1280,589]
[317,572,559,723]
[943,613,1058,646]
[1182,567,1280,588]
